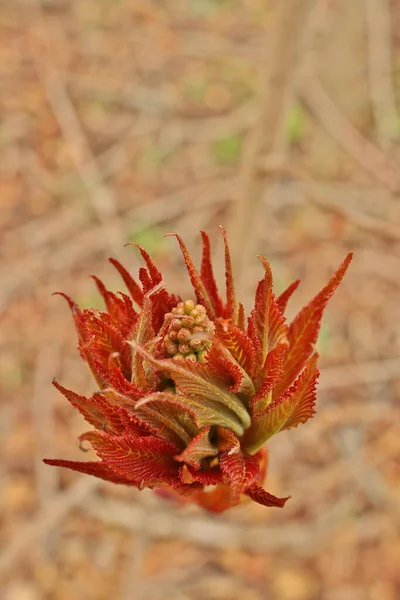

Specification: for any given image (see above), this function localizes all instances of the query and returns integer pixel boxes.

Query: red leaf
[91,276,138,337]
[79,310,132,381]
[135,391,198,446]
[247,256,273,364]
[52,380,106,430]
[276,280,301,314]
[245,485,290,508]
[215,426,240,453]
[242,454,261,490]
[132,343,251,434]
[53,380,150,436]
[215,322,257,379]
[165,232,215,318]
[220,226,237,324]
[52,291,78,311]
[175,426,218,469]
[109,258,144,307]
[180,465,223,486]
[43,459,136,485]
[250,343,287,415]
[200,230,224,316]
[83,431,180,487]
[273,253,352,398]
[237,302,245,330]
[220,450,245,506]
[261,353,319,434]
[101,360,145,401]
[128,242,163,287]
[268,295,289,350]
[207,341,255,398]
[131,286,161,389]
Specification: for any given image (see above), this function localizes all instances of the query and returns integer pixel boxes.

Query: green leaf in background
[189,0,229,17]
[140,145,172,174]
[127,223,167,257]
[212,133,243,165]
[316,323,332,355]
[285,101,307,144]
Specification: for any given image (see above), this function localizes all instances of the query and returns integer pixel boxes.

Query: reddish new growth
[45,228,352,512]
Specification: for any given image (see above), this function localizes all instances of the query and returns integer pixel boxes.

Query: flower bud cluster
[163,300,215,362]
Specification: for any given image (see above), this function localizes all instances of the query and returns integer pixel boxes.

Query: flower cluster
[45,227,352,512]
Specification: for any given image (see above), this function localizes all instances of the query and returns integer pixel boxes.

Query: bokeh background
[1,0,400,598]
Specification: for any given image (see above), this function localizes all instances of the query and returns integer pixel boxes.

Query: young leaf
[109,258,144,307]
[215,322,257,379]
[245,485,290,508]
[259,353,319,435]
[250,343,287,416]
[220,226,238,324]
[273,253,352,398]
[200,230,224,316]
[247,256,273,364]
[175,426,218,469]
[166,232,215,318]
[132,342,251,432]
[83,431,180,487]
[276,280,301,314]
[220,450,245,506]
[135,392,198,445]
[43,459,136,485]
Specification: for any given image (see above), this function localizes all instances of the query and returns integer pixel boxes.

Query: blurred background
[1,0,400,598]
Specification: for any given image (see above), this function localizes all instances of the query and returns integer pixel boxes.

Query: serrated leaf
[132,343,251,433]
[250,343,287,416]
[242,454,261,490]
[43,459,136,485]
[52,380,107,430]
[215,322,257,379]
[180,464,223,486]
[207,341,255,398]
[109,257,144,308]
[129,241,163,287]
[220,226,238,324]
[91,276,139,338]
[175,426,218,469]
[200,230,224,316]
[131,284,164,389]
[260,353,319,434]
[166,232,215,318]
[273,253,352,398]
[83,431,180,487]
[268,295,289,350]
[245,354,318,453]
[135,391,198,445]
[79,309,132,382]
[237,302,245,330]
[220,450,245,506]
[247,256,272,365]
[245,485,290,508]
[276,280,301,314]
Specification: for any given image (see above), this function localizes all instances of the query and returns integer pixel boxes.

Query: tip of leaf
[164,232,177,238]
[52,292,77,311]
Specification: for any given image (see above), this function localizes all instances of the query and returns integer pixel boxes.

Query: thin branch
[365,0,399,150]
[229,0,314,283]
[0,478,98,576]
[296,65,399,192]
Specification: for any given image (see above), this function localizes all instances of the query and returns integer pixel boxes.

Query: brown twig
[0,477,98,577]
[297,65,399,192]
[229,0,314,284]
[24,2,125,256]
[365,0,399,151]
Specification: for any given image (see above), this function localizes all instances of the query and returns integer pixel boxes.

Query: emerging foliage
[45,229,352,512]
